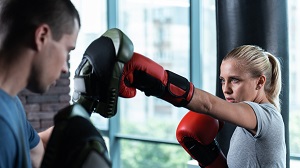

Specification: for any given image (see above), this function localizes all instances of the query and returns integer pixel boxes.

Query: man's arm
[38,126,54,148]
[30,126,53,168]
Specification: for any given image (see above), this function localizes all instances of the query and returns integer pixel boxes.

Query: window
[117,0,191,167]
[288,0,300,167]
[201,1,217,93]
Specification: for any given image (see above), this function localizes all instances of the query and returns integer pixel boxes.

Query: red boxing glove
[119,52,194,107]
[176,111,228,168]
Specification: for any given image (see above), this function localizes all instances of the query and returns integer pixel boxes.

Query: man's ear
[256,75,266,90]
[34,24,51,51]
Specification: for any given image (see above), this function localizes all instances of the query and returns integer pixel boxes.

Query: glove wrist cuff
[162,70,194,107]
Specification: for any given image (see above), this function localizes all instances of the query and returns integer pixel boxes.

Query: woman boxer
[120,44,286,167]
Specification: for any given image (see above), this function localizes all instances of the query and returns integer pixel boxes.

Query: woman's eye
[231,78,239,83]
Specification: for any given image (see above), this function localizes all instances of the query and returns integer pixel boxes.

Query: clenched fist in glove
[119,52,194,107]
[176,111,227,168]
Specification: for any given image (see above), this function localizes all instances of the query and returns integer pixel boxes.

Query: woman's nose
[222,82,232,94]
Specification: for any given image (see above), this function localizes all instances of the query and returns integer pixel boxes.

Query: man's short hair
[0,0,80,57]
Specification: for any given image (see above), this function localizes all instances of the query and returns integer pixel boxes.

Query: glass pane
[120,140,190,168]
[288,0,300,167]
[70,0,108,130]
[118,0,190,141]
[201,1,216,94]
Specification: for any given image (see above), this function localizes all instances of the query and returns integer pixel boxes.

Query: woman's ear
[256,75,266,90]
[34,24,51,51]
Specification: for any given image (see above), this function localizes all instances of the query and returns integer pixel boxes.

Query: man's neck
[0,52,32,96]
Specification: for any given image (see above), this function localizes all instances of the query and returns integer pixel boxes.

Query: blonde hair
[223,45,282,111]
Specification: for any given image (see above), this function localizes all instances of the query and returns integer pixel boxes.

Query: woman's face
[220,59,260,103]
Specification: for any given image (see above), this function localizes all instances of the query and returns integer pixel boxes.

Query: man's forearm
[38,126,54,148]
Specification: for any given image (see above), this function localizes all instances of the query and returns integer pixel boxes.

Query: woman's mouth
[226,98,235,103]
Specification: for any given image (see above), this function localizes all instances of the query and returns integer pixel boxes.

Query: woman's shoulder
[244,101,277,113]
[243,101,283,122]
